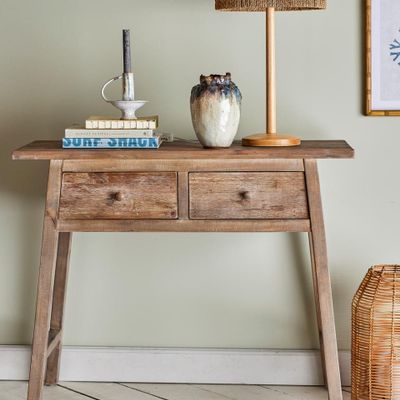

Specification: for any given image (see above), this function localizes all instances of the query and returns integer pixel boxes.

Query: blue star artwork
[389,33,400,65]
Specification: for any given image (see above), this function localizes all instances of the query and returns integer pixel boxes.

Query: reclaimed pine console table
[13,140,354,400]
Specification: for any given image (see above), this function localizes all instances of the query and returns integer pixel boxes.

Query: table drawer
[59,172,178,220]
[189,172,308,220]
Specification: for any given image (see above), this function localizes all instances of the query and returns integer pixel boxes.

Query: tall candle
[123,29,132,73]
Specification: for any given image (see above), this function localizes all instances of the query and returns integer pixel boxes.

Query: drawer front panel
[189,172,308,220]
[59,172,178,220]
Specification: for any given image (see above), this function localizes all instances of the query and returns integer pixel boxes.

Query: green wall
[0,0,398,350]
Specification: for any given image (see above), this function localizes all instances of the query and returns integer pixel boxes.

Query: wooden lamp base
[240,9,302,148]
[242,133,301,147]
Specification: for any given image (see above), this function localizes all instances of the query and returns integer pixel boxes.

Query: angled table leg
[27,161,63,400]
[308,230,327,385]
[304,160,342,400]
[45,232,72,385]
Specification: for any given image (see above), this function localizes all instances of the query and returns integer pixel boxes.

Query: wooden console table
[13,140,354,400]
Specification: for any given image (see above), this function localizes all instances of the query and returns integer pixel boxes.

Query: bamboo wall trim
[365,0,400,116]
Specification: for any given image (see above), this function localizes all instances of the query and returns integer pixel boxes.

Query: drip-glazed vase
[190,73,242,148]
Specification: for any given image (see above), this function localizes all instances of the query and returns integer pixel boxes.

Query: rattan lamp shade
[352,265,400,400]
[215,0,326,11]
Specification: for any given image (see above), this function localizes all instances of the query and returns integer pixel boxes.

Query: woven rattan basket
[352,265,400,400]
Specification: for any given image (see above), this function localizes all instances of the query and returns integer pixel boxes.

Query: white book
[85,115,158,130]
[65,125,154,138]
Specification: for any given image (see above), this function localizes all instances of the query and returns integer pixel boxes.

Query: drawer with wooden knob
[189,172,309,220]
[58,172,178,220]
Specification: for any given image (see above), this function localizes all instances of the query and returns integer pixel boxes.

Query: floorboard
[0,382,87,400]
[195,384,293,399]
[263,386,351,400]
[0,382,353,400]
[124,383,232,400]
[61,382,158,399]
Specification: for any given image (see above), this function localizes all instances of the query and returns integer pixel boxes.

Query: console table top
[12,140,354,161]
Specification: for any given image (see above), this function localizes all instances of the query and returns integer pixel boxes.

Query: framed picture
[366,0,400,115]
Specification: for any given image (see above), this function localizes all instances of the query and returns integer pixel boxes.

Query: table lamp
[215,0,326,147]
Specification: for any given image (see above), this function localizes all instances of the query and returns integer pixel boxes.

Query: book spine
[86,120,157,130]
[65,129,154,138]
[62,138,161,149]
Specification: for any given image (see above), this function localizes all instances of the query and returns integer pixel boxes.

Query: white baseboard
[0,346,350,386]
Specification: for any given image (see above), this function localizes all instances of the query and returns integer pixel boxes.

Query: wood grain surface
[62,159,305,173]
[28,161,63,400]
[14,140,351,400]
[189,172,308,220]
[59,172,178,220]
[304,160,342,400]
[56,219,311,233]
[45,232,72,385]
[12,140,354,160]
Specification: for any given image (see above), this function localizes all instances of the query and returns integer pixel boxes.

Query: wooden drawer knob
[239,190,250,200]
[112,192,123,202]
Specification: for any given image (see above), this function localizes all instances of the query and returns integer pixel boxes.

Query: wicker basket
[352,265,400,400]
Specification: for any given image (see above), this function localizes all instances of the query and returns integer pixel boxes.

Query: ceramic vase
[190,73,242,148]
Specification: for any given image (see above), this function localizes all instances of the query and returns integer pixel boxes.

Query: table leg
[27,161,63,400]
[27,218,59,400]
[304,160,342,400]
[45,232,72,385]
[308,231,327,385]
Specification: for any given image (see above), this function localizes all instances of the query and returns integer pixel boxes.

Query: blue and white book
[65,125,154,138]
[63,136,162,149]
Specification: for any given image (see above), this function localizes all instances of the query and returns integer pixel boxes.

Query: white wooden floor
[0,382,351,400]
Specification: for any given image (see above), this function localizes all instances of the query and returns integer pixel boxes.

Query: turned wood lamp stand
[242,7,302,147]
[13,140,353,400]
[215,1,327,147]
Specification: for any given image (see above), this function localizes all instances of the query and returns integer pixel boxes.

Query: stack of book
[62,115,162,149]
